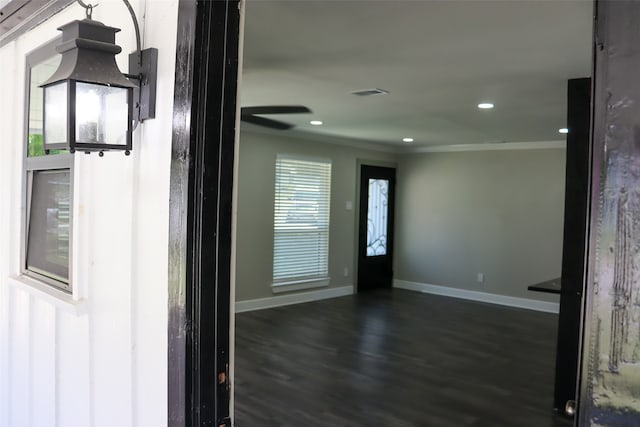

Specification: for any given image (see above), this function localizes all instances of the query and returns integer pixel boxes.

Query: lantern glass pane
[43,81,68,146]
[75,82,129,147]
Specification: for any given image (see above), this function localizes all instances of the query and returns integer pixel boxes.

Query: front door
[357,165,396,292]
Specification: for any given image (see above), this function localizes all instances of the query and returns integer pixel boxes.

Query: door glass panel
[366,178,388,256]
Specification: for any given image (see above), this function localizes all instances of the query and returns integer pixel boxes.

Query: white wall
[0,1,179,426]
[235,131,565,308]
[235,129,397,302]
[395,147,565,303]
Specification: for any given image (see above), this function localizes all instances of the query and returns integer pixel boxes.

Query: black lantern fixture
[41,1,157,156]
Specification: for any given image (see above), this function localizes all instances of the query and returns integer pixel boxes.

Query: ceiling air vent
[350,88,389,96]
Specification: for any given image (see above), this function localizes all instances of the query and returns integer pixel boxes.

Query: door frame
[167,0,240,426]
[2,0,621,424]
[354,159,398,293]
[164,0,631,424]
[357,164,397,292]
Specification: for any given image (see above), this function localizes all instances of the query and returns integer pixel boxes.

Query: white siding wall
[0,1,179,426]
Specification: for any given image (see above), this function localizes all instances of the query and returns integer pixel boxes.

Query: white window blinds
[273,155,331,283]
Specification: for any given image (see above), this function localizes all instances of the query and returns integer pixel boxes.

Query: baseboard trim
[393,280,559,314]
[235,285,354,313]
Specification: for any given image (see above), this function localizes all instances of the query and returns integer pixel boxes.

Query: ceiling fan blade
[241,114,294,130]
[241,105,312,115]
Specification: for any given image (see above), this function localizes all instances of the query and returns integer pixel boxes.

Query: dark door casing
[553,78,591,416]
[358,165,396,292]
[168,0,240,426]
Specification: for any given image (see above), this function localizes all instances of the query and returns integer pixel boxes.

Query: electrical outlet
[344,267,349,277]
[477,273,484,283]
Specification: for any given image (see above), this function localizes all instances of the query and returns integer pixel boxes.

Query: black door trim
[357,165,396,292]
[552,78,591,416]
[168,0,240,426]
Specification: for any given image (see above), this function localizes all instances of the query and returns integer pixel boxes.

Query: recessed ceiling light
[402,137,414,143]
[478,103,494,109]
[310,120,323,126]
[559,128,569,134]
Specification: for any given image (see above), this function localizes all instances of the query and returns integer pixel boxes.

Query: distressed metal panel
[579,1,640,425]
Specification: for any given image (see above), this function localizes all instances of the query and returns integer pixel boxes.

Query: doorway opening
[232,1,593,425]
[358,165,396,292]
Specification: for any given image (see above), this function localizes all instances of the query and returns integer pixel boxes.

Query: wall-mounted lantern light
[41,1,157,156]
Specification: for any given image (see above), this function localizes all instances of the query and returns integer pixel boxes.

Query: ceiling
[240,0,593,150]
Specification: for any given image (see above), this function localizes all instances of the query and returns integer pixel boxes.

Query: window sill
[7,275,87,315]
[271,277,330,294]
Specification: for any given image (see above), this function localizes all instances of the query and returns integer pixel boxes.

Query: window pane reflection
[26,170,70,282]
[28,54,66,156]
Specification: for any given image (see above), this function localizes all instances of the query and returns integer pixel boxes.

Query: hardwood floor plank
[234,289,572,427]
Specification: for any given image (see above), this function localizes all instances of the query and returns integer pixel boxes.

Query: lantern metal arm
[76,0,157,123]
[76,0,140,64]
[120,0,142,65]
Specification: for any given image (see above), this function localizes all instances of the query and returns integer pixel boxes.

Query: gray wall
[235,129,397,301]
[394,148,565,302]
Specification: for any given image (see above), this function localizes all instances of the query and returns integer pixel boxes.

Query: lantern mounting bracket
[128,47,158,122]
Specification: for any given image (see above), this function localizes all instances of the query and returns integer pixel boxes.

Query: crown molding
[241,124,566,155]
[401,140,566,154]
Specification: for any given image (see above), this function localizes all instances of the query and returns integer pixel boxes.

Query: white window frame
[272,154,332,292]
[21,38,74,292]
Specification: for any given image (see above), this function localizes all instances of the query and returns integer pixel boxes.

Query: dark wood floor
[234,289,572,427]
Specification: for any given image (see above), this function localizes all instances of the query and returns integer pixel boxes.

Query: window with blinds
[273,155,332,284]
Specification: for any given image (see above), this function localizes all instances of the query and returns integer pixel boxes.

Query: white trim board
[405,140,565,154]
[235,285,354,313]
[394,280,559,314]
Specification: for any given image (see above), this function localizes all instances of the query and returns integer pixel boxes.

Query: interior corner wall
[394,148,565,303]
[235,129,397,302]
[0,1,178,426]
